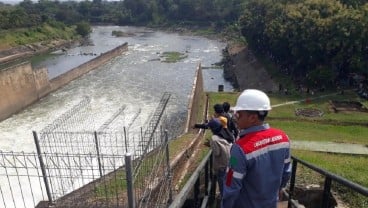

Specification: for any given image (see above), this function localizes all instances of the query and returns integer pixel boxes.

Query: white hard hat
[232,89,271,111]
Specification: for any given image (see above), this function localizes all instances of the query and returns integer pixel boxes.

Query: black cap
[214,104,224,114]
[223,102,230,112]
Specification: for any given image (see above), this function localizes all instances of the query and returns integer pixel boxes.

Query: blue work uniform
[221,124,291,208]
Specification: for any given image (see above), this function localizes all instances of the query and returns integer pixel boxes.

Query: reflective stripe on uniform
[233,171,244,179]
[226,167,244,179]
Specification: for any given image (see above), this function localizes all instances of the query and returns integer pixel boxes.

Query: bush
[75,21,91,37]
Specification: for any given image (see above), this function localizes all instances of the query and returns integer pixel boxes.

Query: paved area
[292,141,368,155]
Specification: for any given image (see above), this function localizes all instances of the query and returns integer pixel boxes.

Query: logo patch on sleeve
[230,156,237,166]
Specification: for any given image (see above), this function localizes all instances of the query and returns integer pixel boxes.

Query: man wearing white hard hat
[221,89,291,208]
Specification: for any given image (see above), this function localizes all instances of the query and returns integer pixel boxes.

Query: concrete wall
[34,67,51,98]
[0,62,39,120]
[0,43,128,121]
[185,63,204,133]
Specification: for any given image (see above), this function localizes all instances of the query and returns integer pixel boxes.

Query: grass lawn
[270,120,368,144]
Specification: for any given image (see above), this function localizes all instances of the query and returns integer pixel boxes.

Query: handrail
[169,150,214,208]
[291,156,368,196]
[288,156,368,208]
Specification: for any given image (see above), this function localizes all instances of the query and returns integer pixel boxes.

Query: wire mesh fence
[0,151,47,208]
[132,128,172,208]
[0,93,175,208]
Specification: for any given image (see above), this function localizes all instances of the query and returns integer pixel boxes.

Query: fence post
[125,153,135,208]
[124,127,128,153]
[164,130,173,204]
[288,160,298,208]
[33,131,53,205]
[322,177,332,208]
[94,131,103,177]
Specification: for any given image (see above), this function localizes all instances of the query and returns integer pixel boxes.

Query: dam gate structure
[0,93,176,208]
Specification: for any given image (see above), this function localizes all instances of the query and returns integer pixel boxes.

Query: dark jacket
[194,118,234,143]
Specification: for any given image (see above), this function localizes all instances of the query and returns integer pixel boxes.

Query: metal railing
[169,151,215,208]
[168,153,368,208]
[288,156,368,208]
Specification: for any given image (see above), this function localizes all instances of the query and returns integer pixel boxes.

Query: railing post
[210,153,216,203]
[288,159,298,208]
[322,177,332,208]
[165,130,173,204]
[205,160,209,195]
[33,131,53,205]
[194,177,200,208]
[125,153,135,208]
[94,131,103,177]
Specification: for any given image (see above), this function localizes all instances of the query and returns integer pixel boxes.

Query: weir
[0,62,205,208]
[0,43,128,122]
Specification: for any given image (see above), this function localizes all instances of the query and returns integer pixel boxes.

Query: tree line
[0,0,366,86]
[0,0,244,29]
[240,0,367,87]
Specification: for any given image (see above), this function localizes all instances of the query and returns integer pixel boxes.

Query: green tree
[239,0,368,83]
[75,21,91,37]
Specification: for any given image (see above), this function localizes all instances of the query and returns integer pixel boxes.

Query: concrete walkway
[271,92,339,108]
[292,141,368,155]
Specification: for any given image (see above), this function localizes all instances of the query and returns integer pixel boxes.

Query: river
[0,26,233,153]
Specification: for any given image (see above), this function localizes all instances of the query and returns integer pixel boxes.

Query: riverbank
[0,39,83,66]
[151,24,279,92]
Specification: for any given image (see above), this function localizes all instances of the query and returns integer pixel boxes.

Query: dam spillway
[0,26,233,153]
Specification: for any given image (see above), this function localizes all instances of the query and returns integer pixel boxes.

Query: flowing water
[0,26,233,207]
[0,26,233,153]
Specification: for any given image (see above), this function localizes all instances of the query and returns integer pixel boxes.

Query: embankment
[223,45,278,92]
[0,43,128,121]
[0,39,80,66]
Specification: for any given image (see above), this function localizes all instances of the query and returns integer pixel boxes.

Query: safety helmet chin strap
[257,111,268,121]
